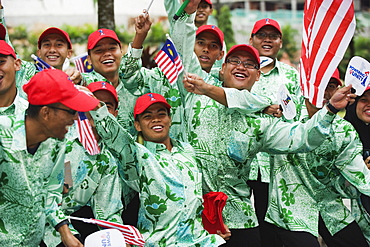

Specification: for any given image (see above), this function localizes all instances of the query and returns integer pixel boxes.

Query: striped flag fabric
[68,216,145,246]
[154,38,184,84]
[76,112,100,155]
[71,52,94,73]
[300,0,356,107]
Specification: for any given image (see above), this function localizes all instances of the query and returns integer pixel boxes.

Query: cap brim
[61,91,100,112]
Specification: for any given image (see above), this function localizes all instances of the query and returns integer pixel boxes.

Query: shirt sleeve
[228,107,336,163]
[45,142,68,228]
[224,88,272,114]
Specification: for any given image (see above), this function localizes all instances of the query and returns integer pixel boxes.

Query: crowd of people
[0,0,370,246]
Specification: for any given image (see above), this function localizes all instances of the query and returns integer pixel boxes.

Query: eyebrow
[41,38,67,44]
[142,108,167,114]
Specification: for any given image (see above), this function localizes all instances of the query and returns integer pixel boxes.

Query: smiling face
[221,50,260,91]
[42,103,78,140]
[88,38,123,79]
[0,55,21,100]
[37,33,72,70]
[356,90,370,124]
[134,103,171,146]
[194,32,223,73]
[195,1,213,27]
[249,26,282,59]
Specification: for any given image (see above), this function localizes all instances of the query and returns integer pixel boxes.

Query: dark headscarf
[344,92,370,151]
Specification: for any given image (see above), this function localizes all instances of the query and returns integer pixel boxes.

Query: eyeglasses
[253,32,281,41]
[226,58,259,69]
[48,106,78,115]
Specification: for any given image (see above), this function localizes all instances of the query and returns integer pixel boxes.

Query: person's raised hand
[328,84,356,112]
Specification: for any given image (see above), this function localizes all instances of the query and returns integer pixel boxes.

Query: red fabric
[202,191,228,234]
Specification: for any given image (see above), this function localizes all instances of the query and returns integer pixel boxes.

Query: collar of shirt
[144,138,183,154]
[261,58,280,76]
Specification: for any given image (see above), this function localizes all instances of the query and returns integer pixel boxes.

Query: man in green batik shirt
[0,69,99,246]
[0,40,28,116]
[42,81,134,246]
[89,92,228,246]
[245,18,307,246]
[182,42,356,245]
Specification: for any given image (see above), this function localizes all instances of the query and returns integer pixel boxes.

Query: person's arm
[228,85,356,162]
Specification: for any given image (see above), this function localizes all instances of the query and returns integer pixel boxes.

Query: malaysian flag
[154,38,184,84]
[31,54,53,71]
[68,216,145,246]
[76,111,100,155]
[71,52,94,73]
[300,0,356,107]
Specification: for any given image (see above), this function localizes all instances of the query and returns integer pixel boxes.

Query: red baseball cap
[0,24,6,40]
[87,81,119,105]
[196,25,224,49]
[23,69,99,112]
[87,29,121,50]
[252,18,282,36]
[202,0,212,6]
[330,68,342,86]
[134,93,171,119]
[38,27,72,49]
[226,44,260,67]
[0,40,16,59]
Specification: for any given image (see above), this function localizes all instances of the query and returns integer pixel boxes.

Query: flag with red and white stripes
[68,216,145,246]
[76,112,100,155]
[300,0,356,107]
[71,53,94,73]
[154,38,184,84]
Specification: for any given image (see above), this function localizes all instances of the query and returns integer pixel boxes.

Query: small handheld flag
[70,52,94,73]
[277,84,296,120]
[31,54,53,71]
[154,37,184,85]
[68,216,145,246]
[76,111,100,155]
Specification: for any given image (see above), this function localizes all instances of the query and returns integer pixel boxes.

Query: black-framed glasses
[226,58,259,69]
[47,106,78,115]
[253,32,281,41]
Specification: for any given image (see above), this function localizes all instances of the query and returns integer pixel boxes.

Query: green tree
[216,5,236,50]
[278,24,299,64]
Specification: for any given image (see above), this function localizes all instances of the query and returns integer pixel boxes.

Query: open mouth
[152,125,164,132]
[102,59,114,64]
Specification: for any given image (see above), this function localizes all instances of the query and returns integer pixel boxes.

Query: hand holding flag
[70,52,94,73]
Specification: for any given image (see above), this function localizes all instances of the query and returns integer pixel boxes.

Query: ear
[217,50,225,61]
[67,49,73,59]
[87,55,92,65]
[134,120,141,132]
[249,37,253,45]
[14,58,22,71]
[36,49,41,57]
[39,106,52,121]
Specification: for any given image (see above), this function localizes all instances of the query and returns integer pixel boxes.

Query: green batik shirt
[263,116,370,237]
[43,126,133,246]
[249,60,305,183]
[0,114,66,246]
[0,9,37,100]
[0,91,28,116]
[90,106,225,246]
[164,7,273,229]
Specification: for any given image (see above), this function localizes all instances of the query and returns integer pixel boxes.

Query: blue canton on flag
[154,38,184,84]
[31,54,53,71]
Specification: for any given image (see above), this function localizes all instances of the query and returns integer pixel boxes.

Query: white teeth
[262,45,271,49]
[152,126,162,130]
[235,73,246,78]
[47,56,58,59]
[102,60,114,64]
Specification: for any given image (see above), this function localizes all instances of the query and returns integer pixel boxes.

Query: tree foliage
[216,5,236,50]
